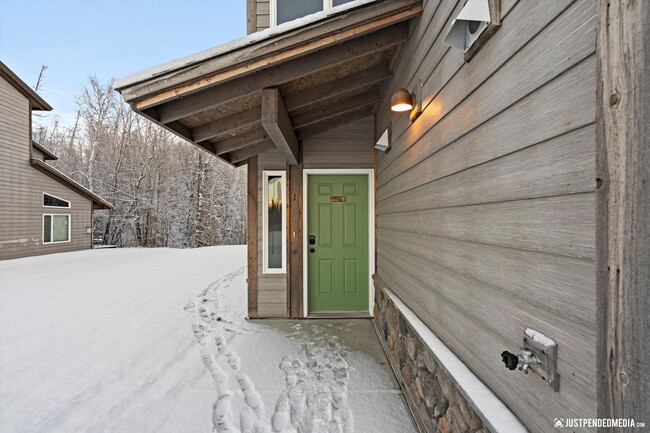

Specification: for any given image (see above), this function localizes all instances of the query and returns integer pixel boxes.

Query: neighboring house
[0,62,113,260]
[114,1,648,432]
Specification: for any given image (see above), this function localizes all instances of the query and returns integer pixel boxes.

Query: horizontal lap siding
[256,0,270,31]
[303,117,374,169]
[375,1,597,432]
[0,77,93,261]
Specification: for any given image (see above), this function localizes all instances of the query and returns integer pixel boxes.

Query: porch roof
[114,0,422,166]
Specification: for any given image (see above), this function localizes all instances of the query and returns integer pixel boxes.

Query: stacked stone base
[374,286,490,433]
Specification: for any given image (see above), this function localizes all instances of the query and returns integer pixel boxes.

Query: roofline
[30,159,114,209]
[0,61,53,111]
[114,0,420,108]
[113,0,377,92]
[32,140,59,161]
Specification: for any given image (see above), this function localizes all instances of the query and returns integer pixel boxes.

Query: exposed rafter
[230,140,276,165]
[283,63,391,112]
[153,24,408,124]
[192,105,261,143]
[291,90,381,129]
[212,128,268,155]
[296,104,375,139]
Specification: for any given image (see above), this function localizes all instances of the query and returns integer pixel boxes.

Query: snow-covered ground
[0,247,416,433]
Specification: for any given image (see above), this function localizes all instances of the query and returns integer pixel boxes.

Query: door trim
[302,168,375,318]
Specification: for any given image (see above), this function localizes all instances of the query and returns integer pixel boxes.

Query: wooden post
[287,146,304,318]
[596,0,649,429]
[247,156,259,318]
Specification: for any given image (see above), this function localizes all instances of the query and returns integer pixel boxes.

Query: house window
[43,193,70,208]
[272,0,355,26]
[262,171,286,273]
[43,214,70,243]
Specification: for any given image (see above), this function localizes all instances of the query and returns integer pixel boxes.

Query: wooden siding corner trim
[247,156,259,318]
[287,149,304,318]
[596,0,650,426]
[247,0,257,34]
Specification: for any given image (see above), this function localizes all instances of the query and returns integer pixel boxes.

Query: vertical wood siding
[0,77,93,261]
[374,1,597,432]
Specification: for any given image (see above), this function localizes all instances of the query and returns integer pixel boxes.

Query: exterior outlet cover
[444,0,491,52]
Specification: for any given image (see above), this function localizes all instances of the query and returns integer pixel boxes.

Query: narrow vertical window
[263,171,286,273]
[43,215,52,243]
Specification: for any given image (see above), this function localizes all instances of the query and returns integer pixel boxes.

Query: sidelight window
[263,171,286,273]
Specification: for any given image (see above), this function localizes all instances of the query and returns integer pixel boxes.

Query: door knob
[309,248,315,253]
[309,235,316,245]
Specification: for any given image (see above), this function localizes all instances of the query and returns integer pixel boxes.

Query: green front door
[307,174,369,313]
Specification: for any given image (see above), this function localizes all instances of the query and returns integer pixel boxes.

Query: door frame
[302,168,375,318]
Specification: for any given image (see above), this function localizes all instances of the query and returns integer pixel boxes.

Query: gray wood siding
[255,117,374,316]
[374,1,597,432]
[0,76,93,261]
[249,0,270,33]
[303,116,374,169]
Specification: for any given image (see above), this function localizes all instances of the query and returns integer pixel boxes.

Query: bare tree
[35,77,247,248]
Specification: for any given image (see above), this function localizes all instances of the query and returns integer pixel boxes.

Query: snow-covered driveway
[0,247,416,433]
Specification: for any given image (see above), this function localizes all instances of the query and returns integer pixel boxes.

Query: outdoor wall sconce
[390,82,422,122]
[390,88,414,113]
[443,0,501,62]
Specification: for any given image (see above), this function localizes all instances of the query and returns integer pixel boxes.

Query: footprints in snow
[186,268,353,432]
[278,324,354,433]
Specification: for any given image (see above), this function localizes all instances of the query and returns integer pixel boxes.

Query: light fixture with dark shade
[390,88,415,112]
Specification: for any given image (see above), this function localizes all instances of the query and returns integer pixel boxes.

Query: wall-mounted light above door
[390,80,422,122]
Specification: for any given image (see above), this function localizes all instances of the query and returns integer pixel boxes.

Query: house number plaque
[330,196,347,202]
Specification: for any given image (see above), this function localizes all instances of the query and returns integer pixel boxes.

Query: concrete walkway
[246,319,419,433]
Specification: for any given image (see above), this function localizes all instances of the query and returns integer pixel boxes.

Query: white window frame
[262,171,287,274]
[42,214,71,244]
[43,192,71,208]
[271,0,335,27]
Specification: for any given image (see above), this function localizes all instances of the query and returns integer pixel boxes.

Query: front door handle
[309,235,316,245]
[309,248,316,253]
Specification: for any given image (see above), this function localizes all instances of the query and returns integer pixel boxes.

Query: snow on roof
[113,0,377,91]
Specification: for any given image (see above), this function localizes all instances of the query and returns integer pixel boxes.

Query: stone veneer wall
[374,286,490,433]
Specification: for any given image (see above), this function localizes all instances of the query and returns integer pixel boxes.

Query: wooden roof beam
[283,62,391,112]
[296,104,375,139]
[262,88,299,165]
[153,23,409,124]
[291,90,381,129]
[137,108,234,166]
[229,140,276,164]
[192,105,261,143]
[212,128,268,155]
